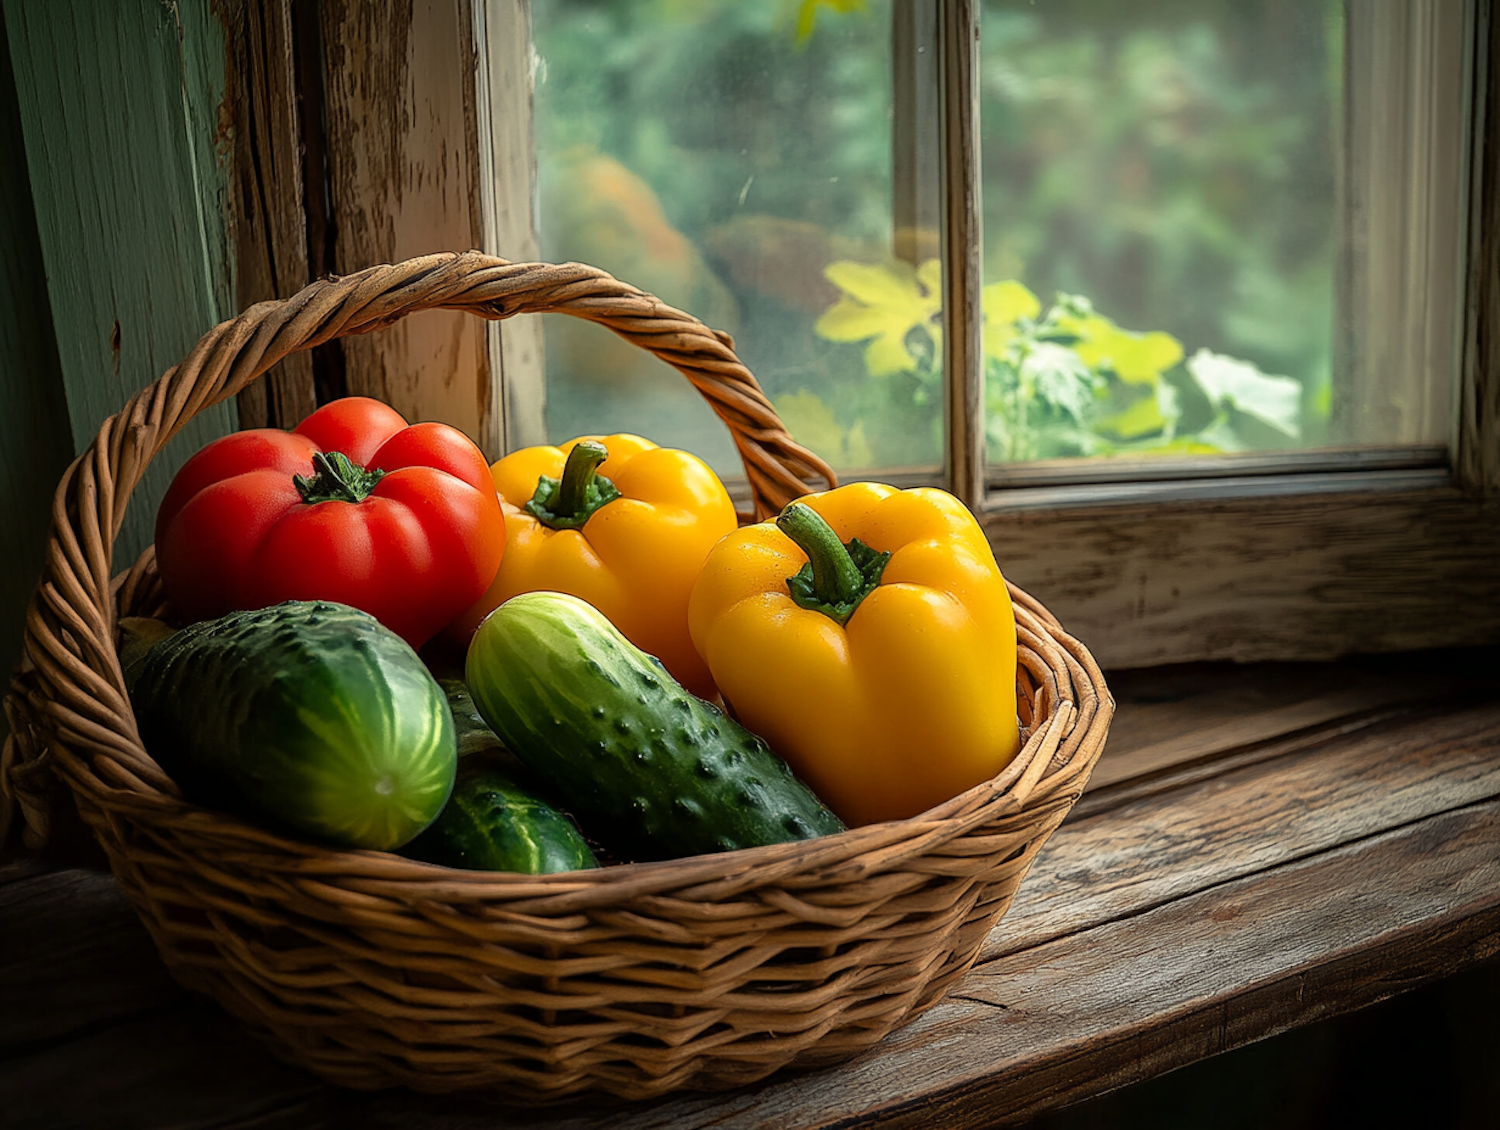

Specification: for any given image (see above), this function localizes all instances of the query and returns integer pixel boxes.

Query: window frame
[245,0,1500,670]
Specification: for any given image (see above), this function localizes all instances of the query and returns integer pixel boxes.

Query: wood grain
[1461,0,1500,495]
[474,0,546,452]
[319,0,496,453]
[0,1002,324,1130]
[985,485,1500,670]
[1089,659,1439,790]
[4,0,241,568]
[221,0,318,430]
[837,800,1500,1129]
[0,865,183,1053]
[982,699,1500,960]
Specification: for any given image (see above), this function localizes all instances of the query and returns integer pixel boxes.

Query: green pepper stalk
[777,502,890,627]
[524,440,622,530]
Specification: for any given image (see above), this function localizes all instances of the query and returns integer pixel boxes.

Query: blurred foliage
[812,258,1301,463]
[531,0,1339,474]
[979,0,1340,452]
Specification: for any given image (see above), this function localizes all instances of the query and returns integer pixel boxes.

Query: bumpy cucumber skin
[402,755,599,873]
[124,600,456,852]
[465,591,845,862]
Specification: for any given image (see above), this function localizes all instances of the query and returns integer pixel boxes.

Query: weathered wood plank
[319,0,496,454]
[4,0,241,568]
[0,864,184,1054]
[0,1000,324,1130]
[1459,0,1500,495]
[800,800,1500,1130]
[473,0,546,452]
[988,486,1500,670]
[221,0,318,431]
[1090,658,1445,790]
[195,800,1500,1129]
[985,699,1500,960]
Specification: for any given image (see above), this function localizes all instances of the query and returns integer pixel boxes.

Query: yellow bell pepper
[687,481,1021,826]
[448,433,736,699]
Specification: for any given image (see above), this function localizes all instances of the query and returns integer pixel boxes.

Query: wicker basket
[1,251,1113,1101]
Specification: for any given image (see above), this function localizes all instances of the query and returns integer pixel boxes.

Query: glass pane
[977,0,1410,470]
[531,0,942,481]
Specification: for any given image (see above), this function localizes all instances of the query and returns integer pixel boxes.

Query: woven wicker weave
[2,251,1113,1101]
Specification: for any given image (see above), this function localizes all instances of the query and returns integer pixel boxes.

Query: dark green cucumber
[124,600,456,852]
[464,590,845,862]
[437,674,513,759]
[402,753,599,873]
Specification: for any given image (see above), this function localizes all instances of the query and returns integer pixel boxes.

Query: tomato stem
[777,502,890,627]
[293,451,386,505]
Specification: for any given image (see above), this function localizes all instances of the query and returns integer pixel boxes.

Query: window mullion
[473,0,546,457]
[939,0,984,512]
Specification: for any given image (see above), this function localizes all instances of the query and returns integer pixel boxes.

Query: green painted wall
[0,8,71,718]
[4,0,239,572]
[2,0,240,740]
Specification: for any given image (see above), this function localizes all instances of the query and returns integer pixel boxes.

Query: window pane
[976,0,1343,465]
[976,0,1462,471]
[531,0,942,480]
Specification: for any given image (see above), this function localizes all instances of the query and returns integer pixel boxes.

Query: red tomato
[155,397,506,648]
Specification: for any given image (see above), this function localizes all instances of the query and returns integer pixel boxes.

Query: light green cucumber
[464,591,845,862]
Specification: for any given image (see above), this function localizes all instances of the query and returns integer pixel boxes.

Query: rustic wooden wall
[318,0,497,455]
[3,0,241,585]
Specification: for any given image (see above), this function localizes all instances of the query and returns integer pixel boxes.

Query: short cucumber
[401,753,599,873]
[465,591,845,862]
[124,600,456,852]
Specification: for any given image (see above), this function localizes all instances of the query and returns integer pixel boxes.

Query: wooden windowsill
[3,648,1498,1128]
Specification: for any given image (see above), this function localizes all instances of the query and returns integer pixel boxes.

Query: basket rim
[5,251,1114,897]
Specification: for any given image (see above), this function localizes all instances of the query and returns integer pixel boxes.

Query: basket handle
[3,252,837,852]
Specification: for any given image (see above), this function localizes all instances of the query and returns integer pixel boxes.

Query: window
[6,0,1493,677]
[475,0,1497,668]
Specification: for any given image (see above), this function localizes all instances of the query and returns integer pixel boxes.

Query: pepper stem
[525,440,621,530]
[777,502,890,627]
[293,451,386,505]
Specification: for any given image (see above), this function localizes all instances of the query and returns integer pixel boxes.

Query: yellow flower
[982,279,1042,361]
[815,259,943,377]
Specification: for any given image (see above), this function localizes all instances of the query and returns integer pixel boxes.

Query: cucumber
[124,600,456,852]
[401,754,599,873]
[465,591,845,862]
[437,674,515,760]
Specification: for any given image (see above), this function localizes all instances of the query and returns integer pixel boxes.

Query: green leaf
[865,331,922,378]
[1022,342,1097,423]
[1186,348,1301,437]
[1098,389,1170,439]
[982,280,1042,359]
[823,259,936,316]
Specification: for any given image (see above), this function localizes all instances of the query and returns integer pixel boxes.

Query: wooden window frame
[947,0,1500,668]
[467,0,1500,669]
[11,0,1486,673]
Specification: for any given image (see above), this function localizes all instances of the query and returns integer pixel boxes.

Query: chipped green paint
[4,0,240,571]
